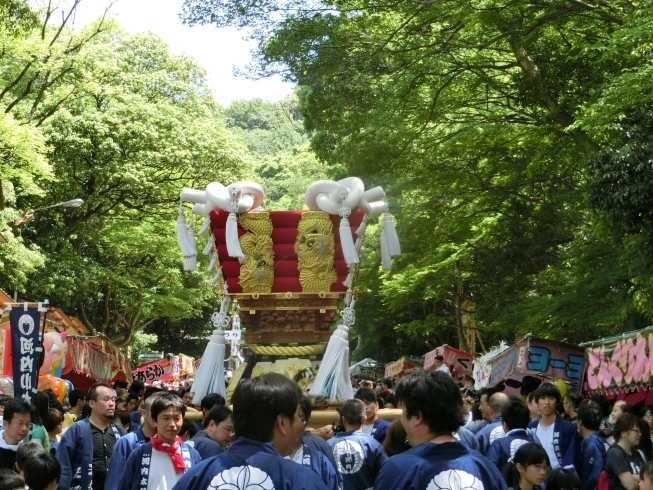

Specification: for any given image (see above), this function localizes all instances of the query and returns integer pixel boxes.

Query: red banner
[424,345,476,385]
[132,358,173,383]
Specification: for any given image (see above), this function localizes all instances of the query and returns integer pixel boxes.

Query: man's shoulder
[61,419,90,440]
[116,431,139,445]
[556,416,577,432]
[185,451,327,489]
[127,441,152,459]
[477,421,498,436]
[375,418,390,429]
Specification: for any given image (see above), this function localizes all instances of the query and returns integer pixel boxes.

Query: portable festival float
[175,178,400,408]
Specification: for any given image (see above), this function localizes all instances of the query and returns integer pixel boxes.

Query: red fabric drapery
[211,209,366,293]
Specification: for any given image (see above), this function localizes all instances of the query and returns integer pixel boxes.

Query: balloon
[39,335,54,375]
[48,332,69,377]
[63,379,74,406]
[0,376,13,396]
[554,378,567,397]
[37,374,66,403]
[62,341,74,375]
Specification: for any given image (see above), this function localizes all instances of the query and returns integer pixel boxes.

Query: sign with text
[583,326,653,393]
[224,330,241,341]
[424,345,476,385]
[488,338,584,388]
[384,356,423,379]
[10,305,43,403]
[132,358,172,383]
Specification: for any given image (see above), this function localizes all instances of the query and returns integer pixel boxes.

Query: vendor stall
[581,326,653,404]
[471,342,509,389]
[384,356,423,379]
[485,337,584,397]
[424,345,476,386]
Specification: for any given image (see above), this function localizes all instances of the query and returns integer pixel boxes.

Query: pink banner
[488,338,584,387]
[583,326,653,394]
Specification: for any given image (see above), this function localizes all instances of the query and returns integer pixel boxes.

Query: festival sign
[384,356,423,379]
[8,303,47,403]
[424,345,476,385]
[472,342,509,389]
[487,337,584,393]
[132,357,175,383]
[581,326,653,394]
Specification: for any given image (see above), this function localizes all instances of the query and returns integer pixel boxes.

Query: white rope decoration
[180,181,265,261]
[304,177,400,269]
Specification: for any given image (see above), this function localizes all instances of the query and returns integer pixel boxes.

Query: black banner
[10,305,42,403]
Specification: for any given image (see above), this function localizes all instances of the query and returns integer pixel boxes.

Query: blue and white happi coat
[373,441,508,490]
[119,441,201,490]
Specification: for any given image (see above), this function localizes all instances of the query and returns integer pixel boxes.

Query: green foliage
[0,6,252,351]
[181,0,653,361]
[130,331,159,362]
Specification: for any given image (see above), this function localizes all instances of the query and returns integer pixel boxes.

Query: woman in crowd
[640,461,653,490]
[641,406,653,446]
[545,468,581,490]
[605,413,645,490]
[382,419,410,457]
[501,442,550,490]
[179,418,198,442]
[180,386,193,407]
[44,408,64,454]
[29,391,50,451]
[638,418,652,462]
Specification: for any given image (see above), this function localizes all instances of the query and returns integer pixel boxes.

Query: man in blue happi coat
[487,397,540,470]
[475,391,510,455]
[285,401,339,490]
[354,388,390,444]
[128,387,162,433]
[172,373,328,490]
[373,371,508,490]
[527,383,581,470]
[328,398,387,490]
[577,400,610,490]
[187,406,234,459]
[300,396,338,473]
[105,391,164,490]
[119,392,201,490]
[194,393,226,431]
[56,383,126,490]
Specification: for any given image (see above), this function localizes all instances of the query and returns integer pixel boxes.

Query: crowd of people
[1,370,653,490]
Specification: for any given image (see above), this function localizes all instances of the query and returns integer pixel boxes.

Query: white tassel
[343,271,353,288]
[310,301,356,401]
[383,210,401,257]
[356,215,367,237]
[208,252,218,272]
[355,237,362,254]
[226,213,245,259]
[381,230,392,270]
[339,343,353,400]
[191,328,226,403]
[176,208,195,257]
[311,325,348,400]
[203,234,216,256]
[184,219,197,271]
[211,267,223,285]
[340,217,359,265]
[199,217,211,236]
